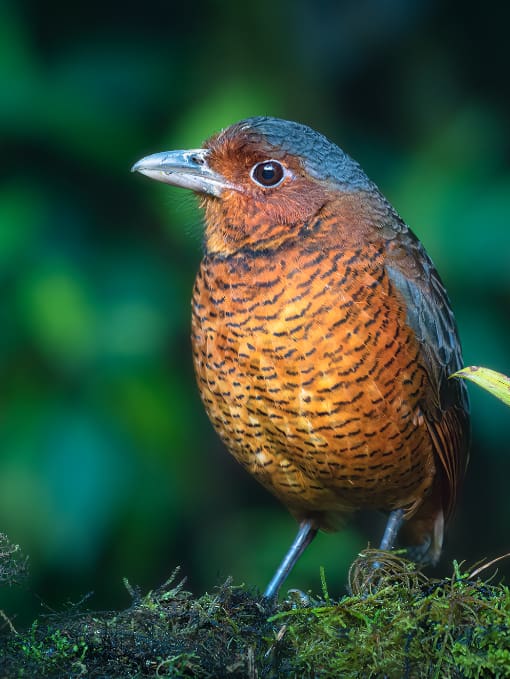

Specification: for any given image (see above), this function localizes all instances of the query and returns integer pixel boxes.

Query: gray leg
[379,508,405,551]
[263,520,318,599]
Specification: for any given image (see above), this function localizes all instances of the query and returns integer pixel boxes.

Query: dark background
[1,0,509,623]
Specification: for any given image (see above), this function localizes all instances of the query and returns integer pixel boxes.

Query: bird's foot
[285,588,316,608]
[403,535,433,565]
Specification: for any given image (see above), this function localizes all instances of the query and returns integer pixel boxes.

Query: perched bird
[132,117,470,598]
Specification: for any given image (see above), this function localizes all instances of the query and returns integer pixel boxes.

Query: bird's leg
[364,509,406,579]
[379,508,405,552]
[263,520,318,599]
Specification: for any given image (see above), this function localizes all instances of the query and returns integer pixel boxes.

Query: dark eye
[250,160,285,187]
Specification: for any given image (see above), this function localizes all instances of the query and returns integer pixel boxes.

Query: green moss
[17,623,88,676]
[2,555,510,677]
[271,551,510,678]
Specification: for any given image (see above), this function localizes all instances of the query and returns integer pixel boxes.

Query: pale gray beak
[131,148,233,197]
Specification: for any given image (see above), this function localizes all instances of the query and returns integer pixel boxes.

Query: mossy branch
[2,550,510,678]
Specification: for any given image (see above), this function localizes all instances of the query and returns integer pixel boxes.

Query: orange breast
[191,240,436,530]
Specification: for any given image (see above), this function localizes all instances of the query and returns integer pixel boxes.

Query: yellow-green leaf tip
[450,366,510,407]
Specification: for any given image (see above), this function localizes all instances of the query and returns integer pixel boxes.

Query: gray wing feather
[385,223,470,519]
[385,228,469,416]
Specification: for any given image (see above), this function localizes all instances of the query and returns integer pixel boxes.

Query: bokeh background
[1,0,510,623]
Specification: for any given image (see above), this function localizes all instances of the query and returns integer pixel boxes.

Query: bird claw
[404,536,433,565]
[285,588,316,608]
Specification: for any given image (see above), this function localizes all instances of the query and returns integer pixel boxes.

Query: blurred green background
[1,0,510,623]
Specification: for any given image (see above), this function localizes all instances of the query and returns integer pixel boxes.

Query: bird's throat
[202,198,322,257]
[201,190,398,258]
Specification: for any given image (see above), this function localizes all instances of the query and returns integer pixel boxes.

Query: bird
[132,117,470,598]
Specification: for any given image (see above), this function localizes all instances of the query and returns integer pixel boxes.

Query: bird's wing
[384,225,470,520]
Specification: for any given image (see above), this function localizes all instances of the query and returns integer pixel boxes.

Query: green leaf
[451,366,510,407]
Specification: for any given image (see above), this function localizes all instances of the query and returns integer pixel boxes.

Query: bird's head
[132,117,376,256]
